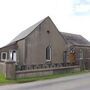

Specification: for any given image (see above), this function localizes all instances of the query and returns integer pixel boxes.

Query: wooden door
[69,53,76,63]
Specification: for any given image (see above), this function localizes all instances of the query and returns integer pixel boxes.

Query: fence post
[5,60,16,79]
[79,59,85,71]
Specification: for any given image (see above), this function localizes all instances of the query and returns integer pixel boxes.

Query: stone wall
[0,61,80,79]
[5,61,16,79]
[0,62,5,74]
[0,61,16,79]
[16,66,80,78]
[16,69,53,78]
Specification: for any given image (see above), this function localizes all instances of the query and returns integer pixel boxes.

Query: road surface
[0,73,90,90]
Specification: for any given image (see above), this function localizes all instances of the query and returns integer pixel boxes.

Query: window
[46,46,51,61]
[63,51,67,63]
[79,49,83,60]
[9,50,16,61]
[1,52,7,60]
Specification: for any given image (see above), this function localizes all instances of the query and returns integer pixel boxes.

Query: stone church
[0,16,90,69]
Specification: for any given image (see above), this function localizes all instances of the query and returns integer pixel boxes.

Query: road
[0,73,90,90]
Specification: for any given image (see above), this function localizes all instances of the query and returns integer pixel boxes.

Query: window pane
[10,52,12,60]
[80,49,83,59]
[12,51,16,61]
[46,46,51,60]
[9,51,16,61]
[3,53,6,59]
[1,52,7,60]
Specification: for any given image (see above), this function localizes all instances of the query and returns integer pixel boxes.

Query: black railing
[16,63,78,71]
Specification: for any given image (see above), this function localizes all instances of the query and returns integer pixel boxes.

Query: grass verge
[0,74,15,84]
[0,70,90,84]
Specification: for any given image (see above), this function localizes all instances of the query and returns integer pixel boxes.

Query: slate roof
[61,32,90,46]
[11,17,48,43]
[9,16,90,46]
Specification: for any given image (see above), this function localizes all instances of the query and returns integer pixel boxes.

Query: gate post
[5,60,16,79]
[79,59,85,71]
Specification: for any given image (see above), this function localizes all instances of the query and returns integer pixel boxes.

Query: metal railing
[16,63,79,71]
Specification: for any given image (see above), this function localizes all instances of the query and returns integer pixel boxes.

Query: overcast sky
[0,0,90,47]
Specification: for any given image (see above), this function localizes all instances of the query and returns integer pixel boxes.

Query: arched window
[79,49,83,60]
[46,46,51,61]
[10,50,16,61]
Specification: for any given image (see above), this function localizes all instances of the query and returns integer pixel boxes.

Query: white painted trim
[9,50,17,62]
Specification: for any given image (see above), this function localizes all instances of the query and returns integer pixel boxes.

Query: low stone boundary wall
[0,61,80,79]
[16,66,80,78]
[84,59,90,70]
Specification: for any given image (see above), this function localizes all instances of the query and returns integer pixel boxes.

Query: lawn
[0,70,89,84]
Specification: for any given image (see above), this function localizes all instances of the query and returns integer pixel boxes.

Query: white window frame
[1,52,7,61]
[9,50,17,62]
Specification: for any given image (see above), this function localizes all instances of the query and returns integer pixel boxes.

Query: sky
[0,0,90,47]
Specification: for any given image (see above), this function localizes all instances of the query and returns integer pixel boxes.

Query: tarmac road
[0,73,90,90]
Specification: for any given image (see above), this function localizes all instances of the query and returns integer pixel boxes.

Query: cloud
[73,0,90,16]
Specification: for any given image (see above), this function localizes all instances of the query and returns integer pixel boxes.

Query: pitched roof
[9,16,90,47]
[11,17,48,43]
[61,32,90,46]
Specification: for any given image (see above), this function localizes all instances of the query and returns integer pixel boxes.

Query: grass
[0,74,15,84]
[0,70,89,84]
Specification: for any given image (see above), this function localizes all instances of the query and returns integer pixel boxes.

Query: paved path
[0,73,90,90]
